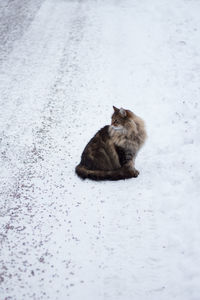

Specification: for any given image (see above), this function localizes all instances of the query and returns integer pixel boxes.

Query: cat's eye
[114,120,119,124]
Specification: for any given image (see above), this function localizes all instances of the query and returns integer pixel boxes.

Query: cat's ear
[113,106,119,113]
[119,107,127,117]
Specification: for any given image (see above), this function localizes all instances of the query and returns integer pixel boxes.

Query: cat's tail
[75,164,138,181]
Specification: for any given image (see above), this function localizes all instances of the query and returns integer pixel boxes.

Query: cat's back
[80,125,120,170]
[86,125,110,147]
[81,125,110,161]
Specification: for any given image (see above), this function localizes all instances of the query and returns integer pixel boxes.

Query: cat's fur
[75,106,147,180]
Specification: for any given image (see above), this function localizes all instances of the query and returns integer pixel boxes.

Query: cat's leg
[120,148,139,178]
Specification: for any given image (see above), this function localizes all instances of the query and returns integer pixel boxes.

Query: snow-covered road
[0,0,200,299]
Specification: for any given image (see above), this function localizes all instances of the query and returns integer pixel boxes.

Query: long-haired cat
[75,106,147,180]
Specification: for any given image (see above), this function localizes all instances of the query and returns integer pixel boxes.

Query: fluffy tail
[75,164,137,181]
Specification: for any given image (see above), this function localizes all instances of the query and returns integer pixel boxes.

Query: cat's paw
[132,169,139,177]
[122,167,139,179]
[127,168,139,178]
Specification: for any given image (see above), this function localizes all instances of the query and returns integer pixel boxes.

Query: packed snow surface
[0,0,200,299]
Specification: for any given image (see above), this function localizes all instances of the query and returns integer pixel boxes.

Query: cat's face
[111,106,134,131]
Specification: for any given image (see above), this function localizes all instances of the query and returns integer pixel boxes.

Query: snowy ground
[0,0,200,299]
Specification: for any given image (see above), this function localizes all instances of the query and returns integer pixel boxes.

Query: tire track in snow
[0,1,89,298]
[0,0,79,216]
[0,0,45,65]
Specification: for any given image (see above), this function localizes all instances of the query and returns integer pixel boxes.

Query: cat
[75,106,147,181]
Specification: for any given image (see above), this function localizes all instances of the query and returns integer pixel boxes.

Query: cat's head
[111,106,134,131]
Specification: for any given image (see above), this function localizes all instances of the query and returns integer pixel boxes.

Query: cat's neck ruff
[109,125,127,136]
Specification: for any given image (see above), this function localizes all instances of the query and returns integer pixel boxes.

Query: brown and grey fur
[75,106,147,180]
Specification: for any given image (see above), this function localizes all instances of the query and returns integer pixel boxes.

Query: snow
[0,0,200,299]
